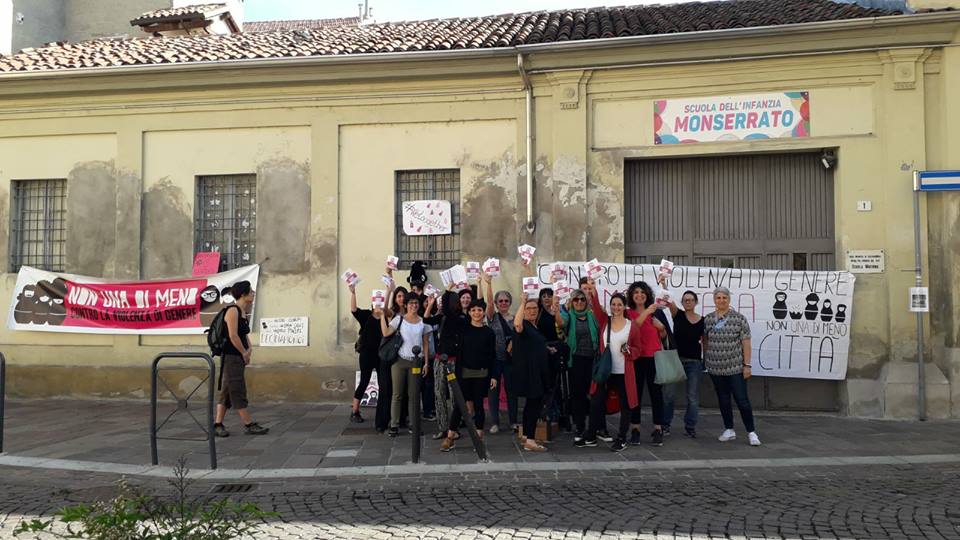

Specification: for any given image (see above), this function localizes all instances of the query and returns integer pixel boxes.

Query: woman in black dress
[349,281,386,429]
[512,294,551,452]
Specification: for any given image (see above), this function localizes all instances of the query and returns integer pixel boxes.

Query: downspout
[517,53,535,233]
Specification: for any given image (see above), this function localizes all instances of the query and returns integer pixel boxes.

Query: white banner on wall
[401,199,452,236]
[537,262,856,381]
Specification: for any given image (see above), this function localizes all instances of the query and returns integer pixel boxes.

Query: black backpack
[205,306,233,357]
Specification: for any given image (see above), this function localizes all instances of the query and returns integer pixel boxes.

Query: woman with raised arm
[348,281,384,428]
[624,281,667,447]
[379,295,433,437]
[553,287,605,444]
[662,290,706,438]
[576,292,643,451]
[422,281,474,439]
[511,289,550,452]
[483,273,517,433]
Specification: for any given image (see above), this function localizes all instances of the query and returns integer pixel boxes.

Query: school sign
[655,91,810,144]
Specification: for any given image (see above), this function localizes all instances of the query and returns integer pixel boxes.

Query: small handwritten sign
[402,200,451,236]
[259,317,308,347]
[192,252,221,276]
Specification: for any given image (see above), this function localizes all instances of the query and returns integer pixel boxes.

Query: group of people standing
[349,258,762,453]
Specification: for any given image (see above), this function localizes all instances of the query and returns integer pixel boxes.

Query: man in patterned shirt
[702,286,761,446]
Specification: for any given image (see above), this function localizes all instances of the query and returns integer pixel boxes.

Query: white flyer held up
[585,259,603,280]
[385,255,399,270]
[465,261,481,281]
[522,277,541,296]
[554,279,572,302]
[341,268,360,286]
[371,289,387,309]
[518,244,536,263]
[482,258,500,277]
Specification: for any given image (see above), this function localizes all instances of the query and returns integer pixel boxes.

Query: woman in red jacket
[575,292,644,451]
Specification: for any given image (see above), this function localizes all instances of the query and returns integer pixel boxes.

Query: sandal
[523,440,546,452]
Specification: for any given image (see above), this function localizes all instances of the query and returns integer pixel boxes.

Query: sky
[244,0,683,23]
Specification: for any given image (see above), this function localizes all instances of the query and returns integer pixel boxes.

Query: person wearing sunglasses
[483,273,518,433]
[553,287,607,444]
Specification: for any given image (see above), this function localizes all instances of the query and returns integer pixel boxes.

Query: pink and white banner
[7,264,260,335]
[655,91,810,144]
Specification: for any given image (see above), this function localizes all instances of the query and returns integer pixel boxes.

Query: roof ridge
[1,0,908,73]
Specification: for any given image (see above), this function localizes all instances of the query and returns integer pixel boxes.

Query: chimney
[358,0,375,25]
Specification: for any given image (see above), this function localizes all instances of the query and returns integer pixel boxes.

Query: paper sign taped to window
[402,200,452,236]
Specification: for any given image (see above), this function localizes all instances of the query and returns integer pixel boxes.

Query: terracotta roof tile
[1,0,903,73]
[244,17,361,32]
[132,4,227,24]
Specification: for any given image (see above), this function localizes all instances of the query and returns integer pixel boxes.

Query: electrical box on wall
[857,200,872,212]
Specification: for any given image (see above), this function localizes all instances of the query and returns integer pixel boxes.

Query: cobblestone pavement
[2,463,960,539]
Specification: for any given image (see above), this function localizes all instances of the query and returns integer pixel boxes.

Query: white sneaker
[718,429,737,442]
[748,432,762,446]
[489,425,499,434]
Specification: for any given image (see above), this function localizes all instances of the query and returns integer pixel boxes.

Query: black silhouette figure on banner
[804,293,820,320]
[13,284,37,324]
[820,299,833,322]
[40,279,68,326]
[199,285,222,326]
[835,304,847,323]
[789,309,803,320]
[33,281,53,325]
[772,292,788,320]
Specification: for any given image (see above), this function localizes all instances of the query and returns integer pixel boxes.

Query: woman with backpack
[213,280,269,437]
[378,294,433,437]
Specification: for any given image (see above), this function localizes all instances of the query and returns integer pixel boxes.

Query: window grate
[394,169,460,268]
[194,175,257,272]
[9,179,67,272]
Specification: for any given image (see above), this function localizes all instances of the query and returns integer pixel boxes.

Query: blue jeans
[662,358,702,430]
[710,372,756,433]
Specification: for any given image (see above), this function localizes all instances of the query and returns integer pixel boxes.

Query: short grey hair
[494,290,512,303]
[713,286,731,297]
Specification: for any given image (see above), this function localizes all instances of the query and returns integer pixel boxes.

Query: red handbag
[605,387,620,414]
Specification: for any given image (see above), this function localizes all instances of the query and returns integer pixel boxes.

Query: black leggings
[522,396,543,439]
[448,377,487,432]
[375,360,393,431]
[570,354,594,432]
[630,358,664,426]
[586,374,631,441]
[353,363,375,401]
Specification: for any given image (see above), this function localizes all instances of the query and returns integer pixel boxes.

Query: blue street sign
[916,170,960,192]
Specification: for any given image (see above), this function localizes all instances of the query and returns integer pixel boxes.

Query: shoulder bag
[591,321,613,383]
[654,318,686,385]
[378,317,404,365]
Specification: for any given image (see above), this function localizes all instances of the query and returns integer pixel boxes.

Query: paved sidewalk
[2,398,959,476]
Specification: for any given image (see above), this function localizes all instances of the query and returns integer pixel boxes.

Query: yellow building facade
[0,10,958,419]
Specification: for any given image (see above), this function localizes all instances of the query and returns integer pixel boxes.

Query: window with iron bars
[395,169,460,269]
[9,179,66,272]
[194,174,257,272]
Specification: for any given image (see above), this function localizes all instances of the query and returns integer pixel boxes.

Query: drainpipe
[517,53,535,233]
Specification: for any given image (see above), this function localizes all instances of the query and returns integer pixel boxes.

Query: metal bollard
[410,346,423,463]
[150,352,217,469]
[0,353,5,454]
[441,355,488,462]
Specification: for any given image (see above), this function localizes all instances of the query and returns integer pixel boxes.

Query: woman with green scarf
[552,288,610,443]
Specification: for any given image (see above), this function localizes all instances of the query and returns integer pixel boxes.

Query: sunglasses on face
[572,297,586,302]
